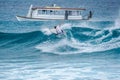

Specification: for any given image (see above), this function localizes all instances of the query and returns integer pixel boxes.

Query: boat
[16,4,92,21]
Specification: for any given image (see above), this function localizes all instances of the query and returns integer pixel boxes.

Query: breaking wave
[0,21,120,55]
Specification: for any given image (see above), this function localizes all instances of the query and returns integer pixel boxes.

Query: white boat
[16,4,92,21]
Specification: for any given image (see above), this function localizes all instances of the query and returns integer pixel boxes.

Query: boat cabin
[16,4,92,21]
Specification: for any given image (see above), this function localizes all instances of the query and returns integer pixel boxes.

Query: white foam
[60,23,72,29]
[114,18,120,29]
[0,63,111,80]
[40,23,72,35]
[36,32,120,55]
[72,22,102,30]
[41,28,52,35]
[36,20,120,55]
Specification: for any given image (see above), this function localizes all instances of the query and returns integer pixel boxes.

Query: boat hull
[16,16,48,21]
[16,15,88,21]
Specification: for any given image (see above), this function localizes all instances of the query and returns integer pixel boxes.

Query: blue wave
[0,23,120,54]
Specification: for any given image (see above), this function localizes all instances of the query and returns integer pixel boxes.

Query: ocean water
[0,0,120,80]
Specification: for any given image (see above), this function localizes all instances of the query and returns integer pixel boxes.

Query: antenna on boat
[27,5,33,17]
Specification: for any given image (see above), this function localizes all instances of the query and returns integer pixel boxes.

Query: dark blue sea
[0,0,120,80]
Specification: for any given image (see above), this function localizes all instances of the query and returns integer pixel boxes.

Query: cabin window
[42,10,47,14]
[38,10,42,14]
[47,10,52,15]
[54,10,65,15]
[77,11,81,15]
[42,10,51,15]
[46,10,49,14]
[72,11,77,16]
[50,10,53,12]
[68,11,72,15]
[38,10,65,15]
[55,11,59,15]
[50,10,54,15]
[60,10,65,15]
[77,11,79,15]
[79,11,82,15]
[69,11,81,16]
[38,10,48,15]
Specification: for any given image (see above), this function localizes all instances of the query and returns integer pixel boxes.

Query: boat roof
[32,7,86,10]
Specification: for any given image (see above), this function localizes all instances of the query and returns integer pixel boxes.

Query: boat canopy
[32,7,86,11]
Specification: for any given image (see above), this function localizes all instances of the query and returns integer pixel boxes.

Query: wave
[0,21,120,55]
[0,31,46,48]
[39,27,120,54]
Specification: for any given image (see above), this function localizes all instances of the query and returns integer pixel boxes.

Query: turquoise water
[0,0,120,80]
